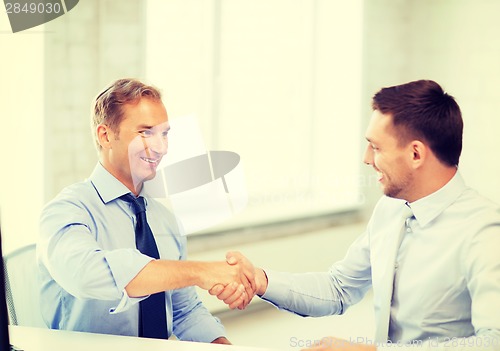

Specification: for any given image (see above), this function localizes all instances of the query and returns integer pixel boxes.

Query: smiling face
[363,110,414,200]
[98,97,169,194]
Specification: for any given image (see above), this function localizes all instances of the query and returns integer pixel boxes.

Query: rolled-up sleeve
[39,197,151,311]
[171,286,226,342]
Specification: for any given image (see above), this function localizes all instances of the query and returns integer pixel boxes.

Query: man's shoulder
[44,178,97,210]
[455,187,500,221]
[39,179,101,231]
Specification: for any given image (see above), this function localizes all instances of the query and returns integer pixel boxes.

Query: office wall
[43,0,146,201]
[360,0,500,210]
[0,0,146,253]
[146,0,364,231]
[0,19,44,254]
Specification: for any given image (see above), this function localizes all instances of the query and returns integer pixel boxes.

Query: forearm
[125,260,244,297]
[260,270,345,317]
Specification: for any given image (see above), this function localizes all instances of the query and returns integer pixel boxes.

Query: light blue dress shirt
[262,172,500,349]
[37,163,225,342]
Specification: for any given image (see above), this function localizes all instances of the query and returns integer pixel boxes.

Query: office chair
[3,243,46,328]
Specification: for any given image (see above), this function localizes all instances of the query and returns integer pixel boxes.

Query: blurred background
[1,0,499,349]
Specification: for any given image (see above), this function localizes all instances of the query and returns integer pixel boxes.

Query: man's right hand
[195,257,257,309]
[208,251,268,310]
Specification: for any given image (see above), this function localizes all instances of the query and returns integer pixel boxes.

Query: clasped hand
[206,251,261,310]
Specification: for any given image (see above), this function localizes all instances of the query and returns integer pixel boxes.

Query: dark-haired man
[38,78,252,344]
[214,80,500,350]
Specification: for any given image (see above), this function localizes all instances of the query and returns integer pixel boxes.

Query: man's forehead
[120,99,169,125]
[365,110,396,141]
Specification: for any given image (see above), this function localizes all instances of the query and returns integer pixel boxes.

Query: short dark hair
[91,78,162,149]
[372,80,463,166]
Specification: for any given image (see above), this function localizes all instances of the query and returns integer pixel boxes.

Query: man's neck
[409,166,457,203]
[98,160,143,196]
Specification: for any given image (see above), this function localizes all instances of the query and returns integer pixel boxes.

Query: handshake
[200,251,267,310]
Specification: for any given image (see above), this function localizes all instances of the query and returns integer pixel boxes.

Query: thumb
[209,284,224,296]
[226,251,237,265]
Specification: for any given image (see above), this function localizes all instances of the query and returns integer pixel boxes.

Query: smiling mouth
[140,157,160,165]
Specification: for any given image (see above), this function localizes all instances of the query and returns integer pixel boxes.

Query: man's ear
[96,124,112,149]
[410,140,427,169]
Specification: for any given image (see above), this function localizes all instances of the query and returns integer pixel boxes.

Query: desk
[9,326,281,351]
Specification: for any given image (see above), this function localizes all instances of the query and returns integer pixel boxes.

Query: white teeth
[141,157,157,164]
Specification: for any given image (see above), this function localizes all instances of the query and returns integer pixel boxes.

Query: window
[146,0,364,233]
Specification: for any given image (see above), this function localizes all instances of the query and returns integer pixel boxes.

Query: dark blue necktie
[120,193,168,339]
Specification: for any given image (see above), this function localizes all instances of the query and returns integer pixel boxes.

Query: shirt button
[406,227,412,233]
[394,263,399,270]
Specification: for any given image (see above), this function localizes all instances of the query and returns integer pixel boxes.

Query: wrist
[193,261,227,290]
[256,268,268,295]
[189,261,212,289]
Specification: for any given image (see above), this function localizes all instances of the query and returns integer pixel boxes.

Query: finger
[228,290,248,310]
[223,284,245,306]
[232,252,257,293]
[241,280,255,304]
[226,250,239,259]
[226,256,237,265]
[225,251,239,265]
[237,293,252,310]
[238,268,256,297]
[209,284,224,296]
[216,282,239,301]
[229,297,246,310]
[246,274,257,295]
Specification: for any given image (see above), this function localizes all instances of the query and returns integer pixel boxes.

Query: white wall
[361,0,500,208]
[146,0,364,230]
[0,15,44,254]
[0,0,146,253]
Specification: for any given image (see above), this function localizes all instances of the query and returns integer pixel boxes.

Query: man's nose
[363,145,373,166]
[148,134,168,155]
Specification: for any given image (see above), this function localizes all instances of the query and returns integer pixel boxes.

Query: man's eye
[161,131,169,138]
[140,130,153,137]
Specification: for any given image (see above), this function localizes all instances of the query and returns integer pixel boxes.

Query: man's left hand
[211,337,231,345]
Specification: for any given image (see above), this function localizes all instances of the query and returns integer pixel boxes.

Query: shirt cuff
[109,289,148,314]
[193,318,226,343]
[104,248,153,291]
[260,269,292,307]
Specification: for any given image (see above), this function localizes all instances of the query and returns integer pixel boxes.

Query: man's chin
[143,171,157,183]
[384,188,405,200]
[133,171,158,187]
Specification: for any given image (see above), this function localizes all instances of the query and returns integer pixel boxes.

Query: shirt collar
[407,170,467,227]
[90,163,135,204]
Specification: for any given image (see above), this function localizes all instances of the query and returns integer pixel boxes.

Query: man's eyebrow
[138,124,170,131]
